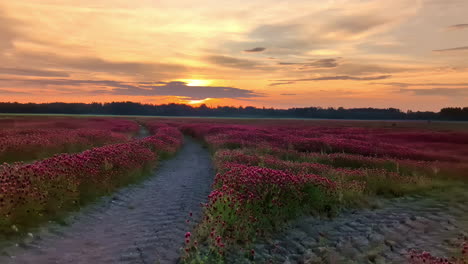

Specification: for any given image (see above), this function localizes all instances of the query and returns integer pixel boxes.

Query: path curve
[0,137,214,264]
[228,195,468,264]
[135,124,150,139]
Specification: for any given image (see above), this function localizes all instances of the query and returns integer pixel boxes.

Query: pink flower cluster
[0,128,131,163]
[214,150,418,194]
[0,122,182,236]
[181,123,466,162]
[213,163,336,197]
[1,117,140,132]
[215,149,370,177]
[182,162,337,257]
[409,239,468,264]
[0,117,141,163]
[139,121,183,154]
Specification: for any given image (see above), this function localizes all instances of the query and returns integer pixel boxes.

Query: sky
[0,0,467,111]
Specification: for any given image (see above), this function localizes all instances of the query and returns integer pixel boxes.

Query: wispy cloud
[278,58,339,68]
[375,82,468,87]
[313,75,392,81]
[0,10,18,51]
[399,88,468,96]
[433,46,468,52]
[0,67,69,77]
[269,81,295,86]
[225,2,411,57]
[324,14,392,38]
[205,55,263,69]
[0,89,27,94]
[447,24,468,30]
[271,75,391,85]
[244,47,266,53]
[12,51,187,79]
[334,63,413,75]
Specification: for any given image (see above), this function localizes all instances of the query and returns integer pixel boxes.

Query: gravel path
[228,195,468,264]
[0,137,214,264]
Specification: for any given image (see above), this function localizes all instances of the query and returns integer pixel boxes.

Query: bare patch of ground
[228,193,468,264]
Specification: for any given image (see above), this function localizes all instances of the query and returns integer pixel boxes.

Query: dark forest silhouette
[0,102,467,120]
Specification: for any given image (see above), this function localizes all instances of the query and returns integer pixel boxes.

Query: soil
[227,194,468,264]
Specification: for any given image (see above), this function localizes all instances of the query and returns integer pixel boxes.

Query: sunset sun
[187,98,212,105]
[180,79,213,87]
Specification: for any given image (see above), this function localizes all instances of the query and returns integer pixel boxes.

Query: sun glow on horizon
[187,98,212,105]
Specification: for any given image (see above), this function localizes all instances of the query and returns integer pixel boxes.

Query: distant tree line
[0,102,467,120]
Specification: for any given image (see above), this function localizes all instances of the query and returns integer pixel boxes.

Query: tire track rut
[0,137,213,264]
[228,195,468,264]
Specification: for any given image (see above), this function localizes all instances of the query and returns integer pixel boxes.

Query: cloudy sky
[1,0,467,110]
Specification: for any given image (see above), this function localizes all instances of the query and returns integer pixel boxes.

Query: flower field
[1,117,467,262]
[0,117,140,163]
[174,119,468,262]
[0,119,182,238]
